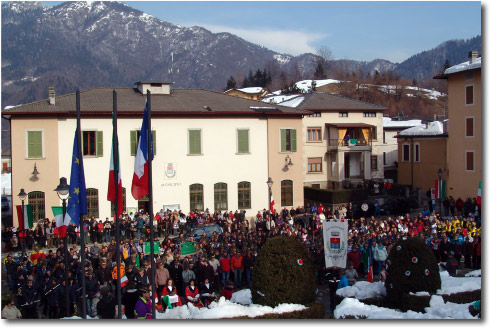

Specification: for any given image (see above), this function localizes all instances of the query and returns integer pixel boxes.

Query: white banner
[323,219,348,269]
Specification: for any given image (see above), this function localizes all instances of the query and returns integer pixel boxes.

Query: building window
[339,112,348,117]
[237,129,249,154]
[371,155,378,170]
[110,187,126,217]
[383,131,386,144]
[465,85,474,105]
[189,184,204,211]
[363,112,376,117]
[466,117,474,137]
[28,191,45,223]
[86,188,99,218]
[402,144,410,162]
[466,151,475,171]
[414,143,420,162]
[214,183,228,211]
[188,129,202,155]
[26,130,43,159]
[281,180,293,206]
[130,130,156,156]
[280,129,297,152]
[307,127,322,142]
[82,131,103,157]
[371,127,377,140]
[237,181,251,209]
[383,152,387,165]
[307,157,322,173]
[307,112,321,117]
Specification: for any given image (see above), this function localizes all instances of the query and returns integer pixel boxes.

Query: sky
[40,1,480,63]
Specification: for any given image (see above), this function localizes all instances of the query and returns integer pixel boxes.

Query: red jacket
[219,257,231,272]
[230,255,244,271]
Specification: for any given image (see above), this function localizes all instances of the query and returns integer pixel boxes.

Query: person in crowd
[185,279,202,307]
[122,282,139,319]
[161,278,182,309]
[96,286,117,319]
[134,288,152,319]
[220,280,234,300]
[155,262,170,299]
[344,262,359,285]
[1,298,22,319]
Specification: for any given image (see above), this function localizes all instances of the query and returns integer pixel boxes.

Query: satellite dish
[361,203,368,212]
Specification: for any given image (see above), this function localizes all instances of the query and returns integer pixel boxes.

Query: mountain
[0,1,481,152]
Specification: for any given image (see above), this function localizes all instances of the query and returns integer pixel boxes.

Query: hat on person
[101,286,110,297]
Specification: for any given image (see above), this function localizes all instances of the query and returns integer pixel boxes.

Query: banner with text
[323,219,348,269]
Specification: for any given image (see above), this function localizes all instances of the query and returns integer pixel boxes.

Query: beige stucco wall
[446,69,482,198]
[397,137,447,191]
[267,117,304,210]
[10,117,60,227]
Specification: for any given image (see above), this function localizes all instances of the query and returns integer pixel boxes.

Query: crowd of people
[1,196,482,319]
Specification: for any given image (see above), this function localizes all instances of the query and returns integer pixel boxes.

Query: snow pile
[295,79,340,92]
[336,281,386,300]
[334,296,477,319]
[437,271,481,295]
[237,87,265,94]
[278,96,305,108]
[156,294,306,319]
[398,121,444,136]
[465,269,481,277]
[383,117,422,128]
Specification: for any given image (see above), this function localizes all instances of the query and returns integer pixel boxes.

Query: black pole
[63,198,69,317]
[147,91,156,319]
[76,90,87,319]
[113,90,122,319]
[21,199,25,253]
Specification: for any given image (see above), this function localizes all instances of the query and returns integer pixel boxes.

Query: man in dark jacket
[97,287,116,319]
[85,270,99,317]
[21,278,38,319]
[242,250,256,288]
[122,282,139,319]
[168,261,184,297]
[46,278,59,319]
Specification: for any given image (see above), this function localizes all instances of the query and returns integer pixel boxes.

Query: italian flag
[476,181,481,206]
[120,275,128,288]
[107,111,123,218]
[270,191,275,211]
[16,204,33,230]
[52,206,70,238]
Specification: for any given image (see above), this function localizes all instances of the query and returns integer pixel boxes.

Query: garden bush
[251,235,316,307]
[385,237,441,307]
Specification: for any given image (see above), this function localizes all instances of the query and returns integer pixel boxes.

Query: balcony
[327,137,372,151]
[325,123,375,152]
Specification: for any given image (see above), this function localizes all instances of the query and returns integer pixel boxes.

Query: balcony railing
[327,138,372,149]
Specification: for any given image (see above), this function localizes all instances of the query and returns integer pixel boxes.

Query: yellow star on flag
[74,188,80,195]
[75,157,80,165]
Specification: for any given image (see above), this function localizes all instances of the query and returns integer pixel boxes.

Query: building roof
[383,117,422,129]
[295,92,386,111]
[325,123,375,128]
[434,56,481,79]
[396,121,446,137]
[2,87,310,117]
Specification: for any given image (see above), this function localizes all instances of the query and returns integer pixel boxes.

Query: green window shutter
[291,129,297,152]
[96,131,103,157]
[27,131,42,158]
[238,129,249,153]
[130,130,137,156]
[189,130,201,154]
[280,129,287,152]
[151,130,156,156]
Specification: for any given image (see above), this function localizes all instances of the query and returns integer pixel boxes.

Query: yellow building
[435,51,481,199]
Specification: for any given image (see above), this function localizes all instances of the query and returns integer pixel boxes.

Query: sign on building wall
[323,219,348,268]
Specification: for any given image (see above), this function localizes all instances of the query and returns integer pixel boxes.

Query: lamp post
[266,177,273,214]
[17,188,27,252]
[437,168,443,215]
[55,177,70,317]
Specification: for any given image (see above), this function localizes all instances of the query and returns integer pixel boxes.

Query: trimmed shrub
[385,237,441,307]
[251,235,316,307]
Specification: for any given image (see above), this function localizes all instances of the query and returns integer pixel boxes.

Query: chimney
[468,50,478,64]
[48,86,55,106]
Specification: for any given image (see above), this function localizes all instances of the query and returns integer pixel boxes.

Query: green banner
[144,241,160,255]
[180,242,196,256]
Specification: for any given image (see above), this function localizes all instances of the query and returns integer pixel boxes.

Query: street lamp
[54,177,70,317]
[17,188,27,252]
[437,168,443,215]
[266,177,273,213]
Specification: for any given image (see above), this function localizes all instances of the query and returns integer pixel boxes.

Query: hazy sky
[40,1,482,63]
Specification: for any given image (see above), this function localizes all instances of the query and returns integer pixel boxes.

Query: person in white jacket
[373,240,388,274]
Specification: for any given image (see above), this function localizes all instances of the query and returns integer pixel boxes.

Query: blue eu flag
[66,129,87,227]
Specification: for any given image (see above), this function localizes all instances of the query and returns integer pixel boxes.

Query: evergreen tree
[225,76,236,90]
[313,61,326,79]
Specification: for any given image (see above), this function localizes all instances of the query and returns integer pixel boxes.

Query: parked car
[1,195,9,210]
[188,223,223,242]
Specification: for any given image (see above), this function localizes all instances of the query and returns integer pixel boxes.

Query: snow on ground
[334,269,481,319]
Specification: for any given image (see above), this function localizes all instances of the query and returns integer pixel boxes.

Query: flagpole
[147,90,156,319]
[113,90,122,319]
[76,90,87,319]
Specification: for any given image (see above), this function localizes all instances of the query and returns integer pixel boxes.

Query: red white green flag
[107,110,123,218]
[270,191,275,211]
[476,181,481,206]
[52,206,70,238]
[16,204,33,230]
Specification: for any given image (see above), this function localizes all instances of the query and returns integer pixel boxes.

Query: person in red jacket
[185,279,202,307]
[230,250,244,288]
[220,280,234,300]
[219,251,231,288]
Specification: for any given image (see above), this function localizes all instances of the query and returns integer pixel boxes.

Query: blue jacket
[338,275,349,289]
